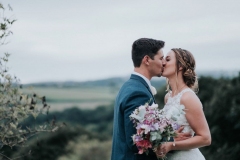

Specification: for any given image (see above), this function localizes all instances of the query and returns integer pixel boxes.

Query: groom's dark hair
[132,38,165,67]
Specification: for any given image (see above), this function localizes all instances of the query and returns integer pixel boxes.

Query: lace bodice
[163,88,195,136]
[162,88,205,160]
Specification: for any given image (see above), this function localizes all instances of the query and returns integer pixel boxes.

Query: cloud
[2,0,240,83]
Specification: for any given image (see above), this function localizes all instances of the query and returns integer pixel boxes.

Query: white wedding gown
[162,88,205,160]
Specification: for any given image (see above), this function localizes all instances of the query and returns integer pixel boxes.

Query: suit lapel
[130,74,156,103]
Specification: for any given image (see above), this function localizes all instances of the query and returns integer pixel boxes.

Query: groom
[111,38,191,160]
[111,38,166,160]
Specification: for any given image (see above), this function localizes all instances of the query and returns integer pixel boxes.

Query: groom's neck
[134,68,151,80]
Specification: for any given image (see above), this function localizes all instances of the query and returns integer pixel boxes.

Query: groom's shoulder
[123,77,143,87]
[119,78,145,93]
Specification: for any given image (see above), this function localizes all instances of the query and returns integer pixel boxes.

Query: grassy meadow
[21,86,118,111]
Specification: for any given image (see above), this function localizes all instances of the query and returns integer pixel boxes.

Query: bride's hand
[156,142,172,158]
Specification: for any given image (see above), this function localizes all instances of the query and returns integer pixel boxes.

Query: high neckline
[169,88,190,99]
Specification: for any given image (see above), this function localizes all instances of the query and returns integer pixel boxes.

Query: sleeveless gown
[162,88,205,160]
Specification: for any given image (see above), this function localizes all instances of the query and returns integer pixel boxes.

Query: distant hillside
[23,70,240,89]
[24,76,166,89]
[24,77,127,88]
[197,70,239,78]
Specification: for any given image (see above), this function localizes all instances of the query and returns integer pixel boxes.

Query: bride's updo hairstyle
[171,48,198,92]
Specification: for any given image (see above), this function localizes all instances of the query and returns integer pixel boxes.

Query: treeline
[20,105,114,137]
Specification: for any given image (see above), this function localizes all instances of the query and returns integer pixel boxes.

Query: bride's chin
[161,72,167,77]
[161,74,166,77]
[162,73,171,78]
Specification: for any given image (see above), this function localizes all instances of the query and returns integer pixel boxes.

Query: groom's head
[132,38,165,77]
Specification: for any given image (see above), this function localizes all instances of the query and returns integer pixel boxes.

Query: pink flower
[138,148,144,154]
[137,140,151,147]
[137,128,144,135]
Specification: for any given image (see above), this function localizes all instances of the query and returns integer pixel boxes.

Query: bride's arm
[159,92,211,154]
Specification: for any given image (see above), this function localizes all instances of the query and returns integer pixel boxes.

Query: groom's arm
[122,91,150,153]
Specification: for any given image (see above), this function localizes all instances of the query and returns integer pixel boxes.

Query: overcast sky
[1,0,240,83]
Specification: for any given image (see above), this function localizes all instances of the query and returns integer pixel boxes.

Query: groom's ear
[143,55,150,65]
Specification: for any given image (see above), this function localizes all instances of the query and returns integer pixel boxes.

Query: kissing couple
[111,38,211,160]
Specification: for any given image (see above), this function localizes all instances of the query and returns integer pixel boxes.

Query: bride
[156,48,211,159]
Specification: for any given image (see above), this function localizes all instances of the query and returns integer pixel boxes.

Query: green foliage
[11,126,103,160]
[154,86,167,109]
[58,135,112,160]
[21,105,114,137]
[0,105,113,160]
[198,75,240,160]
[0,104,113,159]
[0,4,15,45]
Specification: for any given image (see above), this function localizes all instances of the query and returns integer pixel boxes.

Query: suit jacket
[111,74,158,160]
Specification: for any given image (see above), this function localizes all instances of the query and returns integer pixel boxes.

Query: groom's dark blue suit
[111,74,158,160]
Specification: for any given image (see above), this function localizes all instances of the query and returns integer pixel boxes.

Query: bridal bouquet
[130,101,176,156]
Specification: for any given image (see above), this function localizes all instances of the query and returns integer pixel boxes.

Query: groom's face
[148,49,165,77]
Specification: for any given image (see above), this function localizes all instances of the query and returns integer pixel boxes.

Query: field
[22,86,118,111]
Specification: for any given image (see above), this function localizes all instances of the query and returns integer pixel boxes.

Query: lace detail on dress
[163,88,195,136]
[167,88,194,106]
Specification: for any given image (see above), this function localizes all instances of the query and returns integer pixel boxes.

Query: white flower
[149,103,158,109]
[129,105,146,122]
[140,124,151,134]
[162,105,187,125]
[139,105,146,111]
[150,86,157,95]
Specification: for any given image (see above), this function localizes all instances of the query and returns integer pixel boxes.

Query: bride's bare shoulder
[180,90,202,109]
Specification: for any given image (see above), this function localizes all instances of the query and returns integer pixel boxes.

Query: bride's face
[162,50,177,78]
